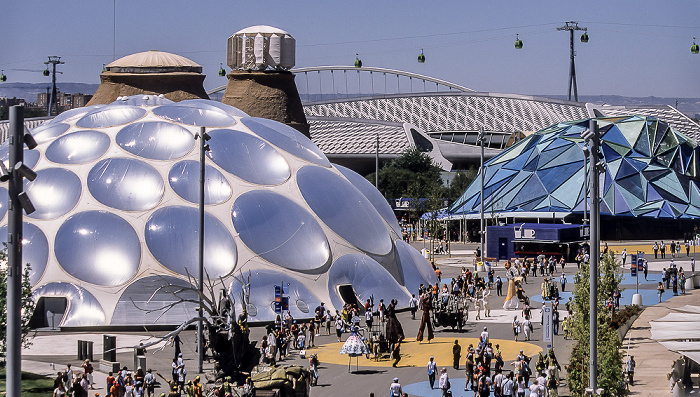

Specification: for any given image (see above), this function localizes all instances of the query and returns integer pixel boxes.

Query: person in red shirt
[106,372,115,395]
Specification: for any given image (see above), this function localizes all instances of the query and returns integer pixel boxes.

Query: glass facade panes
[88,158,164,211]
[206,129,291,185]
[25,168,81,219]
[145,206,237,278]
[232,190,331,272]
[450,116,700,219]
[55,211,140,286]
[46,130,111,164]
[297,166,392,256]
[116,122,194,160]
[168,161,232,205]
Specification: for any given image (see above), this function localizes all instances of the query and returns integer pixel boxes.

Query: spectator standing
[621,248,627,266]
[427,356,438,389]
[439,368,451,397]
[661,241,666,259]
[653,242,659,259]
[389,377,403,397]
[409,294,419,320]
[453,340,462,369]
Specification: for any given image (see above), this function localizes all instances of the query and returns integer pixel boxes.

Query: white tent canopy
[651,305,700,365]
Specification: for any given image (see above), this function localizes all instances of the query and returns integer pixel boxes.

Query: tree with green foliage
[0,248,36,362]
[367,146,444,205]
[567,251,625,397]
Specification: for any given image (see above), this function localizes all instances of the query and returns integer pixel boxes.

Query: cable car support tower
[44,56,64,116]
[558,21,587,102]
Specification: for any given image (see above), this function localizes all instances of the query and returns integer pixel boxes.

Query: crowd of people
[52,360,163,397]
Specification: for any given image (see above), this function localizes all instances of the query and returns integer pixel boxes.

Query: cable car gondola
[514,34,523,49]
[43,68,50,77]
[581,32,589,43]
[354,54,362,68]
[218,63,226,76]
[0,70,6,82]
[692,38,699,55]
[102,64,107,73]
[417,49,425,63]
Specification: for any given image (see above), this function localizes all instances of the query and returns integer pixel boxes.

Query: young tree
[0,249,36,361]
[567,251,625,397]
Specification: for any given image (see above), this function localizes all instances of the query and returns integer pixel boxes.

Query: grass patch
[0,367,56,397]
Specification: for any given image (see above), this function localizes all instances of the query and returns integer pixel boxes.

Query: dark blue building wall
[486,223,584,261]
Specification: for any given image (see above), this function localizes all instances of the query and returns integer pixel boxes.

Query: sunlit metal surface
[232,190,330,273]
[25,168,81,220]
[116,121,194,160]
[88,158,164,211]
[30,122,70,145]
[241,117,331,167]
[55,211,140,286]
[0,222,49,286]
[76,106,147,129]
[46,130,111,164]
[145,206,237,278]
[32,282,106,326]
[169,160,232,205]
[207,128,290,185]
[297,166,392,255]
[395,240,438,292]
[112,275,199,325]
[152,102,236,127]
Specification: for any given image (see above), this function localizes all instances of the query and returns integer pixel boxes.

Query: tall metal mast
[44,56,64,116]
[557,21,587,102]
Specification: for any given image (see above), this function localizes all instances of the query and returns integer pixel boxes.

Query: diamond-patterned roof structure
[451,116,700,219]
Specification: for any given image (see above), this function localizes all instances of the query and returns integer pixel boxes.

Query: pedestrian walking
[389,377,403,397]
[643,260,648,280]
[661,241,666,259]
[559,273,566,292]
[409,294,419,320]
[427,356,438,389]
[657,282,665,303]
[626,356,636,385]
[496,276,503,296]
[621,248,627,267]
[439,368,451,397]
[512,316,520,341]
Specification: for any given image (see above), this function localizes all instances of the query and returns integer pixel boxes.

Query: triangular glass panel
[601,125,631,148]
[486,168,518,186]
[651,173,688,202]
[544,137,573,152]
[626,157,649,172]
[601,142,622,162]
[537,144,572,168]
[669,202,688,216]
[551,168,586,209]
[690,181,700,207]
[636,200,664,211]
[617,173,645,202]
[655,148,676,168]
[607,141,631,157]
[604,168,614,195]
[600,198,613,215]
[520,195,548,211]
[502,147,533,171]
[606,158,623,181]
[660,202,677,218]
[653,125,668,154]
[647,184,663,202]
[490,135,533,165]
[533,196,551,210]
[523,157,538,172]
[617,183,645,210]
[672,151,685,175]
[537,162,581,192]
[685,205,700,217]
[616,158,639,179]
[634,125,651,157]
[657,128,679,155]
[642,168,670,182]
[616,120,644,147]
[614,184,631,214]
[647,119,658,149]
[603,182,616,213]
[539,145,585,170]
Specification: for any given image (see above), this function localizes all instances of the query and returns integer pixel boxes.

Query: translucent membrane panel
[52,106,104,124]
[207,129,290,185]
[112,275,198,325]
[31,122,70,145]
[327,254,410,311]
[45,130,110,164]
[152,103,236,127]
[297,166,392,255]
[32,282,106,326]
[0,187,6,220]
[76,107,147,129]
[241,117,331,167]
[232,190,331,273]
[145,206,237,278]
[112,95,173,107]
[88,158,164,211]
[116,121,194,160]
[25,168,81,220]
[395,240,437,292]
[0,148,40,169]
[335,164,402,235]
[55,211,140,286]
[168,161,232,205]
[229,269,322,322]
[184,99,248,118]
[0,223,49,286]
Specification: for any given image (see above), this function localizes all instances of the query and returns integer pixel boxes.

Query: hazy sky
[2,1,698,97]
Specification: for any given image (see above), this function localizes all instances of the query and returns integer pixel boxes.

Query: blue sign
[630,254,637,276]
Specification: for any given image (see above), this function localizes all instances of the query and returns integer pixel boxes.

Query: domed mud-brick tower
[222,26,310,138]
[87,50,209,105]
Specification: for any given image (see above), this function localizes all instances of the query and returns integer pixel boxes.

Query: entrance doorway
[336,284,360,308]
[29,296,67,329]
[499,238,509,260]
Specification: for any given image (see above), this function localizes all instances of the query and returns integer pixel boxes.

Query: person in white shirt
[389,377,403,397]
[521,318,532,341]
[409,294,419,320]
[427,356,438,389]
[493,369,504,397]
[438,368,450,397]
[529,379,541,397]
[481,326,490,343]
[501,371,515,397]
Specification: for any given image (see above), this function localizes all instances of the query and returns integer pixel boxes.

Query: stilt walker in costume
[385,299,405,347]
[416,292,434,342]
[503,262,520,310]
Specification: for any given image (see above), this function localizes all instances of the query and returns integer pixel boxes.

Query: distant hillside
[0,82,99,103]
[544,95,700,119]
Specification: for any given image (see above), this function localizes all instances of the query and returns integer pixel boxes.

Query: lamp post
[6,105,38,397]
[478,128,485,270]
[582,119,601,393]
[196,127,210,374]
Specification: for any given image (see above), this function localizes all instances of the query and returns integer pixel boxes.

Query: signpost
[274,284,289,314]
[542,305,553,349]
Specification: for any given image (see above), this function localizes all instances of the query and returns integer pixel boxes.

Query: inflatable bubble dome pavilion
[2,95,436,328]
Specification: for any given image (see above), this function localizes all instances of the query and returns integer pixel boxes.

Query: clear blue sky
[2,1,698,97]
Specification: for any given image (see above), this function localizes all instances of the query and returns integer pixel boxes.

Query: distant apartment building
[0,97,25,107]
[37,92,93,111]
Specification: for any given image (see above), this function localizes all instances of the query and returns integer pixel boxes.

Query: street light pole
[479,128,485,271]
[197,127,210,374]
[586,119,601,393]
